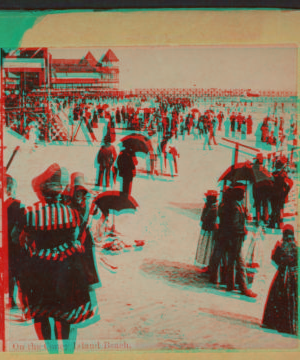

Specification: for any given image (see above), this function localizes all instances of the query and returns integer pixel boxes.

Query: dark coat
[262,240,298,335]
[4,198,25,271]
[97,144,117,167]
[117,150,137,178]
[5,198,25,245]
[272,169,293,203]
[219,200,247,237]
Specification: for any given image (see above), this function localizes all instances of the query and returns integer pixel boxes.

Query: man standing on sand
[95,136,117,189]
[116,147,138,196]
[220,183,257,298]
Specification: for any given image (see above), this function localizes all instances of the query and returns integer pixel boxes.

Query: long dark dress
[22,201,97,324]
[195,202,218,267]
[262,240,298,335]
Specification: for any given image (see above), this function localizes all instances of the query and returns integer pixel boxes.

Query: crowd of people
[3,91,298,353]
[5,92,298,160]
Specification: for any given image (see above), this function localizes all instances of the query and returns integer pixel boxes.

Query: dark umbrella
[219,161,274,184]
[120,133,153,155]
[93,191,138,238]
[94,190,138,214]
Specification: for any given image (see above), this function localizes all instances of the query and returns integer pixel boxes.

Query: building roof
[101,49,119,63]
[79,51,98,67]
[51,50,119,74]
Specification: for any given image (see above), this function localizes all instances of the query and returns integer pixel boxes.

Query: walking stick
[5,146,20,171]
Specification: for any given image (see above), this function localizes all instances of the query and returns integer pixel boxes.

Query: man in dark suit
[116,147,138,196]
[95,136,117,189]
[222,183,257,297]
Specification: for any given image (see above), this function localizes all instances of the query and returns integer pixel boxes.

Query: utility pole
[0,48,7,352]
[46,49,51,142]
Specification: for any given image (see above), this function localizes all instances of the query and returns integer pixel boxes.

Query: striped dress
[21,200,98,324]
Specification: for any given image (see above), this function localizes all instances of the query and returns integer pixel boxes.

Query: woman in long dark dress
[21,164,98,353]
[195,190,218,269]
[262,224,298,335]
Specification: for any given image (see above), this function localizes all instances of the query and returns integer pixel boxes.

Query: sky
[50,46,297,91]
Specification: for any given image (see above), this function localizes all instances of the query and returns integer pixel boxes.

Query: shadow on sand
[140,258,210,289]
[167,202,202,221]
[140,258,258,303]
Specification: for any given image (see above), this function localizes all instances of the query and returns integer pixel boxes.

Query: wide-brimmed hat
[32,163,66,198]
[69,172,89,197]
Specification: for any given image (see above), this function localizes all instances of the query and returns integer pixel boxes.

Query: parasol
[93,190,139,239]
[219,161,274,184]
[120,133,153,155]
[94,190,138,214]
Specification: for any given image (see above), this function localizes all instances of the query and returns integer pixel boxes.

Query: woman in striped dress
[195,190,219,269]
[20,164,97,353]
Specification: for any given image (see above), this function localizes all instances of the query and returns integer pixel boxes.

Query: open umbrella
[93,191,139,239]
[120,133,153,155]
[94,190,138,214]
[219,161,274,184]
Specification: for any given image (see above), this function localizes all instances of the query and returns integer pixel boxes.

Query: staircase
[49,114,69,141]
